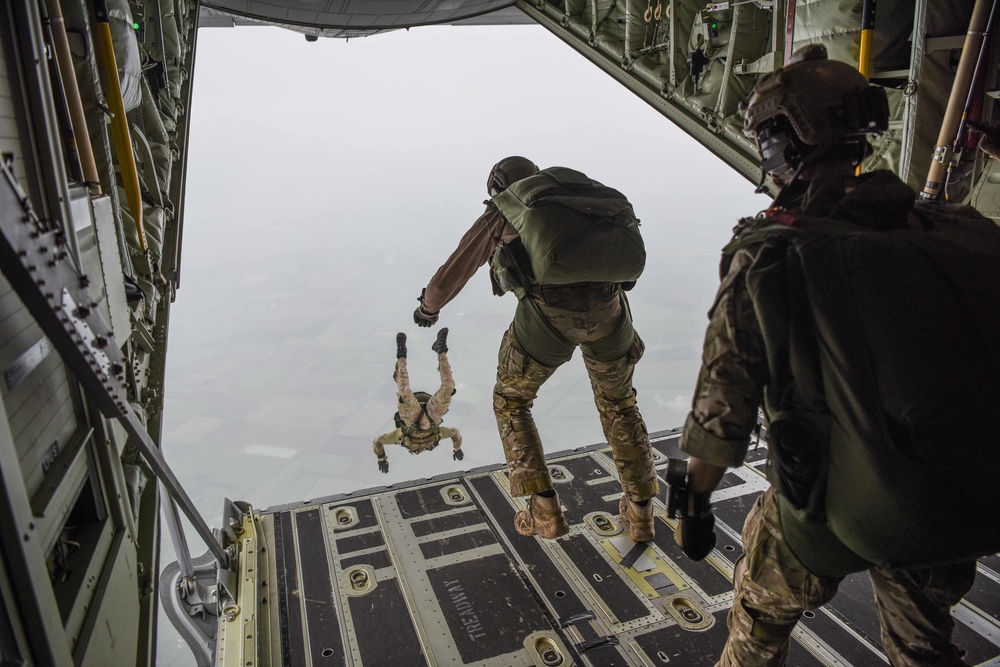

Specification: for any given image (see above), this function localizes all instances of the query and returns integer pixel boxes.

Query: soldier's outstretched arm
[440,427,464,461]
[374,432,401,473]
[413,289,440,327]
[415,205,511,326]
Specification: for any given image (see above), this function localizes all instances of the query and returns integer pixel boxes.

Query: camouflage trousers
[493,286,658,501]
[373,355,460,457]
[394,355,454,425]
[720,488,977,667]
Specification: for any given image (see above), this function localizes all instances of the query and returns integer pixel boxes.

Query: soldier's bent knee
[494,393,532,412]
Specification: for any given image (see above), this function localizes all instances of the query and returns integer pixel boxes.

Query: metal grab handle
[0,160,227,568]
[92,0,148,254]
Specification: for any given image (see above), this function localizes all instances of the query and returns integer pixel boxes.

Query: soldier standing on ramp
[412,157,658,542]
[672,44,1000,666]
[373,329,463,473]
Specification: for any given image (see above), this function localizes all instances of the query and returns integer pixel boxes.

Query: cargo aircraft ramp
[169,429,1000,666]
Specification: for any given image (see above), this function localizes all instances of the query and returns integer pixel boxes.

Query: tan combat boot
[515,493,569,539]
[620,496,655,542]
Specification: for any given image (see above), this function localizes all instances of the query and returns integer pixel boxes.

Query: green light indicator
[133,21,140,29]
[711,22,718,29]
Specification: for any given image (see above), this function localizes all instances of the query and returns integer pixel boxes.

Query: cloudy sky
[156,21,764,663]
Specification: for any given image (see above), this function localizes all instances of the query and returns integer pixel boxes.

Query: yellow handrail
[857,28,873,79]
[856,0,875,175]
[92,0,147,253]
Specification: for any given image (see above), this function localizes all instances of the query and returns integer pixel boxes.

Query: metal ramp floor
[248,429,1000,666]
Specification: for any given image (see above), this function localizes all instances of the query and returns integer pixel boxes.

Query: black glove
[672,491,716,561]
[453,448,464,461]
[413,288,440,327]
[675,513,717,561]
[414,306,439,327]
[377,457,389,473]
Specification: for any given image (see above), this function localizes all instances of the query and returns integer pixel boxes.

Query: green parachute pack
[727,204,1000,577]
[394,391,440,439]
[491,167,645,289]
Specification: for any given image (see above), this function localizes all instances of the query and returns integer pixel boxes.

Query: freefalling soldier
[672,44,1000,666]
[413,157,659,542]
[373,329,463,473]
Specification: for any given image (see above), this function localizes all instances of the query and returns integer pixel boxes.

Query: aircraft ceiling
[199,0,533,38]
[197,0,1000,217]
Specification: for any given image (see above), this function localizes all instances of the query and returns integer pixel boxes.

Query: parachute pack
[491,167,646,287]
[730,204,1000,575]
[394,391,440,440]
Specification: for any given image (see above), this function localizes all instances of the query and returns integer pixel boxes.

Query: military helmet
[487,156,539,196]
[743,44,888,178]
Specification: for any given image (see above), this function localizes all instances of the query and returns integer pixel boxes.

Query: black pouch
[766,409,830,518]
[490,239,533,296]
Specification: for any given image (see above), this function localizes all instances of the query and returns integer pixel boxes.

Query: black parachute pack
[728,203,1000,576]
[394,391,440,441]
[491,167,645,292]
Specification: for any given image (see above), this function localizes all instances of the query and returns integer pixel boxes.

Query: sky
[156,22,764,663]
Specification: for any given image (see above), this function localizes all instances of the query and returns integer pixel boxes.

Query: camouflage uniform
[373,354,462,457]
[723,488,975,667]
[418,193,658,503]
[495,282,658,501]
[681,174,977,667]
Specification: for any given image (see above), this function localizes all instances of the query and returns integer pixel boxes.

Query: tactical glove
[453,448,464,461]
[675,512,717,561]
[413,288,440,327]
[672,491,716,561]
[377,457,389,473]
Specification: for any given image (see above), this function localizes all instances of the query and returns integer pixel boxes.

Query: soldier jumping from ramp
[373,329,463,473]
[413,157,658,543]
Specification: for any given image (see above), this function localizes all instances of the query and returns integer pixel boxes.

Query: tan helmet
[743,44,888,179]
[487,156,539,197]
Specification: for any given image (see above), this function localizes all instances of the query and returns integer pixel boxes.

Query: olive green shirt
[680,172,920,469]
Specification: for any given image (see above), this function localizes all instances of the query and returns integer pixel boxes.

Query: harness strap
[495,241,575,365]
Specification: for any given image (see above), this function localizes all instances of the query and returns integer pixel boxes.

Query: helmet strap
[754,170,768,194]
[756,118,807,189]
[770,160,810,209]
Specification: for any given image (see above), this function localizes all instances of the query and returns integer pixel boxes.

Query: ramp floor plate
[255,430,1000,666]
